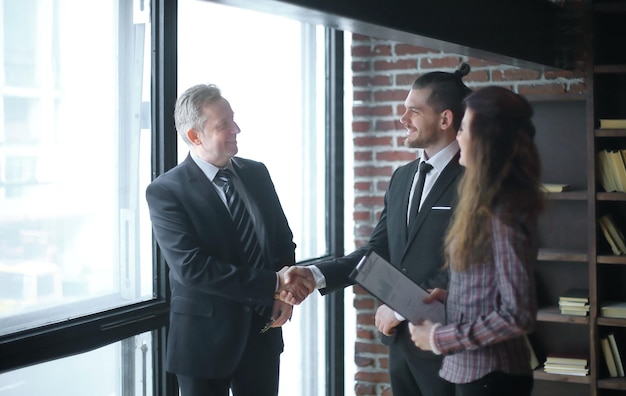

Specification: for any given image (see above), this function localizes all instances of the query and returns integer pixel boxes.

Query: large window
[0,0,351,394]
[0,0,156,393]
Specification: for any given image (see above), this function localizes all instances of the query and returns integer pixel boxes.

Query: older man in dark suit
[146,84,312,396]
[280,64,472,396]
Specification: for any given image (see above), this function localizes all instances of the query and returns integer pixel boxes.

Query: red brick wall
[348,33,586,396]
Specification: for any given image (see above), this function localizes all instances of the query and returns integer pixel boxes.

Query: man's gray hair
[174,84,222,145]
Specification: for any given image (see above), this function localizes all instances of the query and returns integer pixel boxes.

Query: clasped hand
[276,266,315,305]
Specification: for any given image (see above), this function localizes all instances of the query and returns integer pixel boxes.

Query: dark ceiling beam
[206,0,562,70]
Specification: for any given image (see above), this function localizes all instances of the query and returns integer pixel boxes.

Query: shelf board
[537,248,588,262]
[597,255,626,265]
[594,64,626,74]
[597,316,626,327]
[597,191,626,200]
[597,377,626,390]
[596,128,626,137]
[537,307,590,324]
[544,191,587,200]
[533,369,591,384]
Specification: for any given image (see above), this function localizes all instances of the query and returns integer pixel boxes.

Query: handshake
[276,266,316,305]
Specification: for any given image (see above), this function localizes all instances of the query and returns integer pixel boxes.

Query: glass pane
[177,2,327,395]
[0,331,153,395]
[177,0,327,262]
[0,0,154,336]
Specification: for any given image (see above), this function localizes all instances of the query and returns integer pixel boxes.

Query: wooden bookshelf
[589,2,626,395]
[529,2,626,395]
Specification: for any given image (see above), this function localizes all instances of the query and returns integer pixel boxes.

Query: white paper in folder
[350,250,445,324]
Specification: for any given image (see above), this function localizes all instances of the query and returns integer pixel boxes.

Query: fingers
[423,287,447,303]
[408,320,434,351]
[270,300,293,327]
[277,266,315,305]
[284,266,315,291]
[374,304,401,336]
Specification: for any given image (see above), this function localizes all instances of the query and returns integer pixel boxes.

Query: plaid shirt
[435,211,538,384]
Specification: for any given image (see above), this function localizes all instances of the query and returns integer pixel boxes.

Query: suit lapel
[182,155,235,235]
[405,156,461,247]
[399,161,419,243]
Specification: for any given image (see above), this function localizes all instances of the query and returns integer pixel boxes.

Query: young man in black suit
[146,84,312,396]
[279,64,472,396]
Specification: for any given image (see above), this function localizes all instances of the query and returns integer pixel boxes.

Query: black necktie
[408,161,433,224]
[216,169,264,270]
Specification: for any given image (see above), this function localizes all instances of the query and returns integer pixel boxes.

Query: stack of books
[559,288,590,316]
[598,214,626,256]
[600,333,625,378]
[601,301,626,319]
[543,354,589,376]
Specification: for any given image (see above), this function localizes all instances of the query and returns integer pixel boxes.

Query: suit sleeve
[316,177,393,295]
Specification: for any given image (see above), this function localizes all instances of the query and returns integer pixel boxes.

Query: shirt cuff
[429,323,442,355]
[308,265,327,289]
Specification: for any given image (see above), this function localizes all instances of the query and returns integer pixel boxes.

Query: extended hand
[408,320,434,351]
[276,266,315,305]
[424,288,447,304]
[375,304,402,336]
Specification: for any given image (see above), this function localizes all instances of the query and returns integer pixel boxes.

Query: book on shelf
[598,150,619,192]
[601,336,619,377]
[599,119,626,129]
[541,183,570,193]
[558,300,588,307]
[608,333,625,377]
[599,216,623,255]
[609,150,626,192]
[601,301,626,319]
[599,214,626,255]
[543,365,589,376]
[559,288,589,304]
[559,307,589,316]
[545,354,588,367]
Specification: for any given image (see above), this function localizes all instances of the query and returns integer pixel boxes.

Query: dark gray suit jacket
[317,154,462,346]
[146,155,296,378]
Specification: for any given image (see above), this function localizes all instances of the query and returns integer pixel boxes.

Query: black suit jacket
[146,155,296,378]
[317,154,462,349]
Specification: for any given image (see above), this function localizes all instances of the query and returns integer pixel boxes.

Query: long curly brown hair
[445,86,544,271]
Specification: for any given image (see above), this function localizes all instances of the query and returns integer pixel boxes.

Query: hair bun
[455,62,471,78]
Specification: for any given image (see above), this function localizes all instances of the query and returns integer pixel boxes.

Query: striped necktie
[216,169,264,270]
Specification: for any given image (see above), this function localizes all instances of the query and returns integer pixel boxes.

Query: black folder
[349,250,445,324]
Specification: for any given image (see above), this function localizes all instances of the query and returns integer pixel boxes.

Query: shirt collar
[189,151,232,182]
[420,140,459,173]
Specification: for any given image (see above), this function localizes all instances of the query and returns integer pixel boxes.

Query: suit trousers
[176,314,281,396]
[388,322,455,396]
